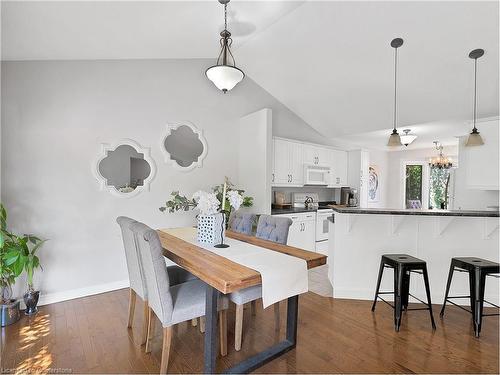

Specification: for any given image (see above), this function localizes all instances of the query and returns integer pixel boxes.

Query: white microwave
[304,165,331,186]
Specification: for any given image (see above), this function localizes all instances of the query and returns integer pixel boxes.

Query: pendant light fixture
[387,38,404,147]
[465,48,485,146]
[205,0,245,93]
[400,129,417,147]
[429,141,453,169]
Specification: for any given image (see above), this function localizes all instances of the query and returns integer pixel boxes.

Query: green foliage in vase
[0,203,45,301]
[159,178,254,215]
[159,191,197,213]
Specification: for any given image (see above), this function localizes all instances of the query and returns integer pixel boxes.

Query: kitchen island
[328,206,499,305]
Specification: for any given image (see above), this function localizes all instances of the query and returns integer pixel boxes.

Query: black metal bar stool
[440,257,499,337]
[371,254,436,332]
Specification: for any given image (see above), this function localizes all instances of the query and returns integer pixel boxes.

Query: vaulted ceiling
[2,1,498,149]
[236,1,499,142]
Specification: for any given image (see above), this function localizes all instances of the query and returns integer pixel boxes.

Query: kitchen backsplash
[271,186,341,204]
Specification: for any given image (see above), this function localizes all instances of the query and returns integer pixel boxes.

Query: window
[405,164,423,208]
[428,167,451,209]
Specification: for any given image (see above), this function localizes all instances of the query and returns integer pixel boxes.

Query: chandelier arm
[226,38,236,67]
[216,38,225,65]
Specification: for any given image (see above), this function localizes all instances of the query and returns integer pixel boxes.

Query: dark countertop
[328,205,500,218]
[271,207,318,215]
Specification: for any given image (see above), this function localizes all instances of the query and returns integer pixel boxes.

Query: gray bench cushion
[170,279,228,326]
[229,285,262,305]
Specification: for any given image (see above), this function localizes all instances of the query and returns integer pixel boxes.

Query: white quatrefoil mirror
[161,122,208,171]
[93,139,156,198]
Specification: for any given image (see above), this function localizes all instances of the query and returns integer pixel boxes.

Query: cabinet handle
[272,173,275,182]
[291,216,298,220]
[290,174,293,182]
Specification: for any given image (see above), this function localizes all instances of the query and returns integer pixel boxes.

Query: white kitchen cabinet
[329,149,348,187]
[275,212,316,251]
[272,137,349,188]
[463,118,499,190]
[303,145,329,166]
[272,138,303,186]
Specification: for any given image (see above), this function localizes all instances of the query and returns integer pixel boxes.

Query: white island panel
[329,213,499,305]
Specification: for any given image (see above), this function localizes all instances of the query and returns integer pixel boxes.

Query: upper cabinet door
[272,139,290,184]
[272,138,303,186]
[332,150,348,186]
[304,145,329,165]
[289,141,303,185]
[325,149,348,187]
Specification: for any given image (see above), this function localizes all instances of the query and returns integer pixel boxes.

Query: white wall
[453,119,500,210]
[237,109,272,215]
[1,59,320,304]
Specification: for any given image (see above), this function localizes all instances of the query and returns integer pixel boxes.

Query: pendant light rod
[469,49,484,132]
[391,38,403,133]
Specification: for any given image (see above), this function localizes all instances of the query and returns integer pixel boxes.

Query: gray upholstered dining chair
[116,216,197,347]
[229,214,293,351]
[255,215,293,244]
[131,221,229,374]
[228,211,256,235]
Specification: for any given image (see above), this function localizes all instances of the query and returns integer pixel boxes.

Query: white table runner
[164,227,309,308]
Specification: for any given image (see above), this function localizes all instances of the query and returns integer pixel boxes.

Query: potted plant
[0,204,21,326]
[0,203,45,318]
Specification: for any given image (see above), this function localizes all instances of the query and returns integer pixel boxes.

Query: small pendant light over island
[465,48,485,146]
[387,38,404,147]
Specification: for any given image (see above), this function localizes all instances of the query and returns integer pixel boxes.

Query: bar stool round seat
[371,254,436,332]
[440,257,500,337]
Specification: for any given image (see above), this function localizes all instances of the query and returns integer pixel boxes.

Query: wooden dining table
[158,228,327,374]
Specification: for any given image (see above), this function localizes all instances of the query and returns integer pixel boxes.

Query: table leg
[204,284,219,374]
[225,295,299,374]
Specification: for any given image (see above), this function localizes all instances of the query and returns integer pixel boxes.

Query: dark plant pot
[0,299,20,326]
[23,290,40,316]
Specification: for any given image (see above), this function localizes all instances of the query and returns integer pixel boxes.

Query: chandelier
[205,0,245,93]
[429,141,452,169]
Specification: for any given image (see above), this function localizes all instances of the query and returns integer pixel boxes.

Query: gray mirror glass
[98,145,151,194]
[164,125,204,168]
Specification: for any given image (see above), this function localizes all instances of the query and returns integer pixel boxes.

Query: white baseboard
[37,279,130,307]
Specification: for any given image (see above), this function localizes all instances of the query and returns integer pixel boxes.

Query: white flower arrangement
[227,190,244,211]
[192,190,220,216]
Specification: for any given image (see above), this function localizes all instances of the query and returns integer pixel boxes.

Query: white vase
[197,213,225,245]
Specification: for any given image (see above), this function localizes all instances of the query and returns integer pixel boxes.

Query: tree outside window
[429,167,451,209]
[405,165,423,208]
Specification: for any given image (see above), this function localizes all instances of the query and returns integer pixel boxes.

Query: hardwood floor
[1,289,498,374]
